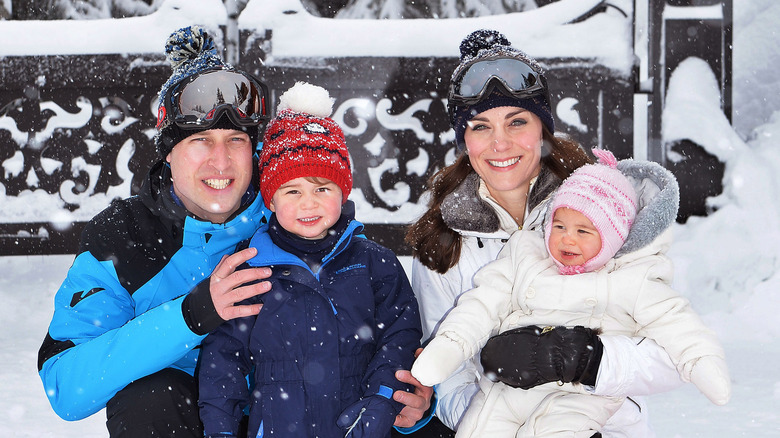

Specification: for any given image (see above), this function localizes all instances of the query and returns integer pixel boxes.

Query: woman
[401,29,683,437]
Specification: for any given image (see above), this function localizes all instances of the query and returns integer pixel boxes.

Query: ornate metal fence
[0,1,731,256]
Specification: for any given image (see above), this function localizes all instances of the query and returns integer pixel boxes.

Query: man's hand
[210,247,272,320]
[393,348,434,428]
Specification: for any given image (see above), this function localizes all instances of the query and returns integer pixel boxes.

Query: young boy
[411,149,731,437]
[198,82,422,438]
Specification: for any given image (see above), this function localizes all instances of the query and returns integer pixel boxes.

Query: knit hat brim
[453,91,554,148]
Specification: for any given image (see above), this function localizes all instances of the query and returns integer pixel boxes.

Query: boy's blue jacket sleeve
[359,247,422,401]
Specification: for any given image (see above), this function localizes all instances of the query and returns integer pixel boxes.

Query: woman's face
[463,106,543,201]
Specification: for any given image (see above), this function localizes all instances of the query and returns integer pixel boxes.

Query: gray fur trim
[441,173,501,234]
[614,159,680,256]
[528,166,561,213]
[441,167,562,234]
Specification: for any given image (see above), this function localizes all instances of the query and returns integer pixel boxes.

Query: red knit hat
[259,82,352,206]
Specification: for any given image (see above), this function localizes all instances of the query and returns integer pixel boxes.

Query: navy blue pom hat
[449,29,555,149]
[155,26,269,157]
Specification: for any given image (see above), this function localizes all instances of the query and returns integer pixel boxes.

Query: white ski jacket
[412,161,690,437]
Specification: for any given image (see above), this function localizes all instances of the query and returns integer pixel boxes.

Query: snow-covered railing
[0,0,731,255]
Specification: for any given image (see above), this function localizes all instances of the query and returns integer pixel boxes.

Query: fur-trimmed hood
[441,166,561,235]
[614,158,680,257]
[441,172,501,234]
[541,157,680,258]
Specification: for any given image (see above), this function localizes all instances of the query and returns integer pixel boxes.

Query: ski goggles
[156,68,270,130]
[448,56,546,109]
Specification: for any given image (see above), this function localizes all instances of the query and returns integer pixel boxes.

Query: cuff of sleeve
[578,333,603,386]
[392,388,438,435]
[181,278,225,335]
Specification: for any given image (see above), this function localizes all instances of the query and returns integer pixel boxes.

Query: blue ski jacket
[37,160,268,421]
[199,204,422,438]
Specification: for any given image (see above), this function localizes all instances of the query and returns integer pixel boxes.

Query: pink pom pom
[592,148,618,169]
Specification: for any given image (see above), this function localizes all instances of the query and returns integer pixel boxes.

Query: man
[37,26,431,436]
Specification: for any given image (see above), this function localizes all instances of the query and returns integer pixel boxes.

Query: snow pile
[662,57,780,342]
[239,0,633,73]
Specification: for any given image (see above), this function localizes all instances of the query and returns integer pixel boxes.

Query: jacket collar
[247,201,364,273]
[139,160,189,236]
[139,159,267,253]
[441,172,502,235]
[441,166,560,237]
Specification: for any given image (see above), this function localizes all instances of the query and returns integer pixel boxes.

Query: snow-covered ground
[2,0,780,436]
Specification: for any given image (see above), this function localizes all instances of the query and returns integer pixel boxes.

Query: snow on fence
[0,0,731,256]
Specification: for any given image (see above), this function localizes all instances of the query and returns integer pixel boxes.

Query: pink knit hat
[545,148,638,274]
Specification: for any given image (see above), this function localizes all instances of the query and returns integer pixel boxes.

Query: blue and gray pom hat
[448,29,555,149]
[155,26,270,157]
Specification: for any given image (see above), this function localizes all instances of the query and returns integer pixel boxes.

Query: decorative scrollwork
[0,89,157,225]
[333,92,452,216]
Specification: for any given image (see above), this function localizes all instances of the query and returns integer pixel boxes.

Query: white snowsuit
[412,159,730,437]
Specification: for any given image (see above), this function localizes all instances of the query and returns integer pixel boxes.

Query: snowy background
[2,0,779,436]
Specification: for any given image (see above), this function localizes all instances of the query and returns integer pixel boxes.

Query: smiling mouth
[488,157,521,168]
[204,178,232,190]
[298,216,321,223]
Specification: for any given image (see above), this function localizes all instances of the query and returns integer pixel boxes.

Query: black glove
[480,325,603,390]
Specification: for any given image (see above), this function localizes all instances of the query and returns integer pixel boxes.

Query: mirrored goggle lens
[174,70,268,127]
[456,58,543,99]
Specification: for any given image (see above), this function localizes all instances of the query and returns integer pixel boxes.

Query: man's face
[166,129,254,224]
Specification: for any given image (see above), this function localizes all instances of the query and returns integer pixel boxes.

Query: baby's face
[547,207,602,267]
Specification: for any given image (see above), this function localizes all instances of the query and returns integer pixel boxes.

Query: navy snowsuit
[199,202,422,438]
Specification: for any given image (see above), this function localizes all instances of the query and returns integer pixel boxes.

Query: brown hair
[405,128,591,274]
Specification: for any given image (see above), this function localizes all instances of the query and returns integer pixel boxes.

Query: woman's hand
[392,349,434,428]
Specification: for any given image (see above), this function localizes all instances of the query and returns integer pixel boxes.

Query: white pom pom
[277,81,334,118]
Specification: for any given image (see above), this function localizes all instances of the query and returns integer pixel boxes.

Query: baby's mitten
[690,355,731,405]
[411,335,468,387]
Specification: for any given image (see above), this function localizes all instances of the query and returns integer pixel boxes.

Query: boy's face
[166,129,254,224]
[269,177,343,240]
[547,207,602,267]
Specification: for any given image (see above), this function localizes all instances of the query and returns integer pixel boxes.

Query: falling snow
[1,0,779,436]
